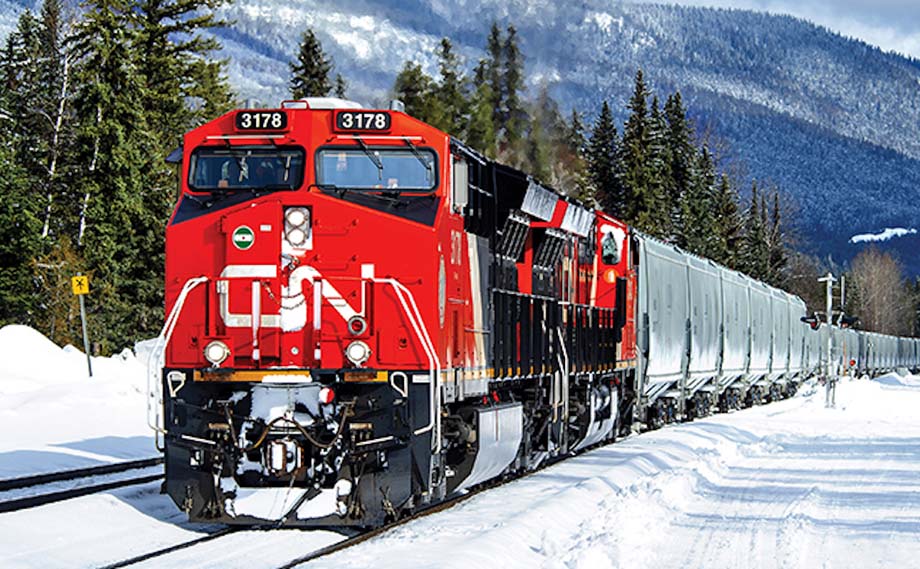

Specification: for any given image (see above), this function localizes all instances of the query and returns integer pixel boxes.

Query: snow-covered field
[1,325,919,568]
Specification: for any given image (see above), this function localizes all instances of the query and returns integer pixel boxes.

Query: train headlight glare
[204,340,230,366]
[285,208,308,226]
[345,340,370,366]
[284,207,311,249]
[287,228,306,246]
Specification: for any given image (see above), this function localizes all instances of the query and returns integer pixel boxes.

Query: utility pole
[818,272,836,407]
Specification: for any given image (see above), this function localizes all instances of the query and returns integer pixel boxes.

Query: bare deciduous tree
[847,247,916,335]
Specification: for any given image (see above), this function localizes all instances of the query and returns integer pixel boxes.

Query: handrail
[147,277,208,447]
[372,277,442,453]
[556,327,570,447]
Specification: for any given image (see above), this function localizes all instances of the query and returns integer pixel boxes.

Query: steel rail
[0,458,164,513]
[0,457,163,493]
[97,527,242,569]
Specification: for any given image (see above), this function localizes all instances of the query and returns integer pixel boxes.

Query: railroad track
[0,457,164,513]
[95,490,479,569]
[93,431,634,569]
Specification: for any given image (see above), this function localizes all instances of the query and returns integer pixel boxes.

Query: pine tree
[740,181,769,280]
[618,69,653,228]
[711,174,743,268]
[0,126,42,326]
[137,0,234,142]
[465,60,497,156]
[587,101,621,215]
[392,61,442,124]
[69,0,158,350]
[664,92,696,241]
[433,38,468,135]
[680,147,717,255]
[485,23,504,134]
[501,25,526,149]
[525,84,565,182]
[289,28,333,99]
[642,95,672,239]
[767,190,787,287]
[562,109,591,201]
[333,73,347,98]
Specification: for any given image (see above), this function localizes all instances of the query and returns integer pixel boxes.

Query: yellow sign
[71,275,90,295]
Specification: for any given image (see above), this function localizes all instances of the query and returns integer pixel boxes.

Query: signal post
[71,274,93,377]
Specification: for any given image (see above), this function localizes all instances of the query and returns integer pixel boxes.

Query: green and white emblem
[232,225,255,250]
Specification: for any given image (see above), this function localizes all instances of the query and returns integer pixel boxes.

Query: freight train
[147,97,920,528]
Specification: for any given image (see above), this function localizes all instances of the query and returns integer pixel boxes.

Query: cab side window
[601,232,620,265]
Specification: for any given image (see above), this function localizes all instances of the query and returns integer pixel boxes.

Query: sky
[631,0,920,59]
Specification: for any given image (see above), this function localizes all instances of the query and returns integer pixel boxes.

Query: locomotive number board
[334,110,391,132]
[235,111,288,131]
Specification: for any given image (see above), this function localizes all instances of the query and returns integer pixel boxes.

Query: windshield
[188,147,305,191]
[316,147,436,192]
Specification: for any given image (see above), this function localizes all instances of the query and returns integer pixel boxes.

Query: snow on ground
[307,375,920,569]
[0,325,154,479]
[2,323,919,569]
[0,478,343,569]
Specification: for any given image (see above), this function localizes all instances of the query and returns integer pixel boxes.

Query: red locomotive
[150,98,632,527]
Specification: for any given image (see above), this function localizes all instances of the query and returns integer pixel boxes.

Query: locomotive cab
[156,98,454,527]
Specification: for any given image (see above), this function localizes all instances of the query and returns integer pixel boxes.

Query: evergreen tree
[289,28,333,99]
[501,25,526,148]
[484,23,504,134]
[562,109,591,201]
[137,0,234,141]
[587,101,621,215]
[711,174,743,268]
[333,73,347,98]
[0,126,42,326]
[740,181,770,280]
[465,60,497,156]
[618,69,653,228]
[433,38,468,135]
[680,146,717,255]
[767,190,787,287]
[664,92,696,241]
[525,84,565,181]
[642,95,672,238]
[392,61,441,124]
[69,0,158,349]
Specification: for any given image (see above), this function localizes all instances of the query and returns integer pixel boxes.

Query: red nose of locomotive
[166,195,385,373]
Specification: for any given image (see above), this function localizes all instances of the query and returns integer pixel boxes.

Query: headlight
[204,340,230,366]
[345,340,370,366]
[287,228,306,246]
[284,207,311,249]
[285,207,308,226]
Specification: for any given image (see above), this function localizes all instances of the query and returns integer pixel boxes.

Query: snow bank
[849,227,917,243]
[0,325,154,478]
[871,371,920,388]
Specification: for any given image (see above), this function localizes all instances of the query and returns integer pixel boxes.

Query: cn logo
[217,264,369,332]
